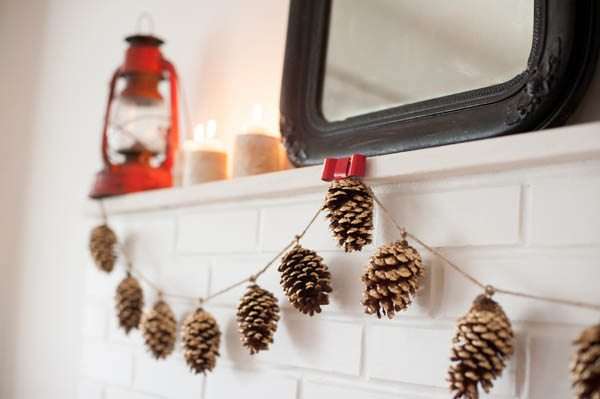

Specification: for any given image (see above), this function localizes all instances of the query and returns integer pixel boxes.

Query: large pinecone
[323,178,373,252]
[237,284,280,354]
[361,240,424,319]
[448,295,514,399]
[89,224,117,272]
[278,244,332,316]
[141,299,177,360]
[571,323,600,399]
[181,308,220,374]
[115,274,144,334]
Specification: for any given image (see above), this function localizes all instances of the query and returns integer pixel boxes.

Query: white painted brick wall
[80,160,600,399]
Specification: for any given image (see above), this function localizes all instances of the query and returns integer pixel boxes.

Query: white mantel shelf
[90,122,600,216]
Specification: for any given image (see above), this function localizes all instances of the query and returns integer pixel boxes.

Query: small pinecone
[278,244,332,316]
[115,274,144,334]
[89,224,117,272]
[571,323,600,399]
[181,308,220,374]
[323,178,373,252]
[361,240,424,319]
[448,295,514,399]
[237,284,280,354]
[141,299,177,360]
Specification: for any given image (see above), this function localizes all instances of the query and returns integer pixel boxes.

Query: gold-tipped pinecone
[448,294,514,399]
[89,224,117,272]
[115,274,144,334]
[181,308,220,374]
[323,178,373,252]
[141,299,177,360]
[571,323,600,399]
[237,284,280,354]
[361,239,424,319]
[278,244,332,316]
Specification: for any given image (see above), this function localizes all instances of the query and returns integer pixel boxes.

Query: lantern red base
[89,163,173,198]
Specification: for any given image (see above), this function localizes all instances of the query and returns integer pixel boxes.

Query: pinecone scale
[448,295,514,399]
[141,299,177,359]
[89,224,117,272]
[278,245,332,316]
[571,323,600,399]
[115,274,144,334]
[182,308,220,374]
[323,178,373,252]
[237,284,280,354]
[361,240,424,319]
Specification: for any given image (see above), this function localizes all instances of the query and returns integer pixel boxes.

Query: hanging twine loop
[135,12,155,35]
[99,200,108,225]
[485,285,496,298]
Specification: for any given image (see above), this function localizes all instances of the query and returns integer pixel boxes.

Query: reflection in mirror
[321,0,535,122]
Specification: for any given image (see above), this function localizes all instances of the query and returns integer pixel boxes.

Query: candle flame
[193,124,205,143]
[251,104,264,124]
[206,119,217,140]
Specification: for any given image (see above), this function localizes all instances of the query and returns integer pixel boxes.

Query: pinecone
[323,178,373,252]
[361,240,424,319]
[237,284,280,354]
[571,323,600,399]
[89,224,117,272]
[448,294,514,399]
[141,299,177,360]
[278,244,332,316]
[115,274,144,334]
[181,308,220,374]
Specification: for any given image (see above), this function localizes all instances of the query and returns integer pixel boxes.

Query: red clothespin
[321,154,366,181]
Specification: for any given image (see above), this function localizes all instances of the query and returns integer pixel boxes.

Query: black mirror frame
[280,0,600,166]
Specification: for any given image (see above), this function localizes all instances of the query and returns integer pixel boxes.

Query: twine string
[370,190,600,312]
[112,207,322,304]
[99,185,600,313]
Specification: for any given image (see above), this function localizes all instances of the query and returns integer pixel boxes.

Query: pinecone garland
[361,240,424,319]
[115,274,144,334]
[571,323,600,399]
[181,308,220,374]
[89,224,117,272]
[237,284,280,354]
[448,294,514,399]
[278,244,332,316]
[323,178,373,252]
[141,299,177,359]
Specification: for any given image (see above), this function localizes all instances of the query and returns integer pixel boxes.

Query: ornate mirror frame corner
[280,0,600,166]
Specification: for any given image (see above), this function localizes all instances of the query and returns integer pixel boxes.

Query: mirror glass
[321,0,535,122]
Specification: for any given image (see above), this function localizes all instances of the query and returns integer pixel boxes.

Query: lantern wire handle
[135,12,155,35]
[179,82,194,142]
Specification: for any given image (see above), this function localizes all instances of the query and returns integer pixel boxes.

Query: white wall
[1,1,600,398]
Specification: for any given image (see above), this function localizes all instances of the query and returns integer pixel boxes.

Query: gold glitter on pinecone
[237,284,280,354]
[361,239,424,319]
[571,323,600,399]
[278,244,332,316]
[115,274,144,334]
[448,294,514,399]
[181,308,220,374]
[141,299,177,360]
[323,178,373,252]
[89,224,117,273]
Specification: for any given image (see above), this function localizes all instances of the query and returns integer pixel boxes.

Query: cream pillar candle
[233,105,283,177]
[182,121,228,185]
[233,132,282,177]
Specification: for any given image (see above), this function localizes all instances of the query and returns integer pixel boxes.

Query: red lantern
[90,34,179,198]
